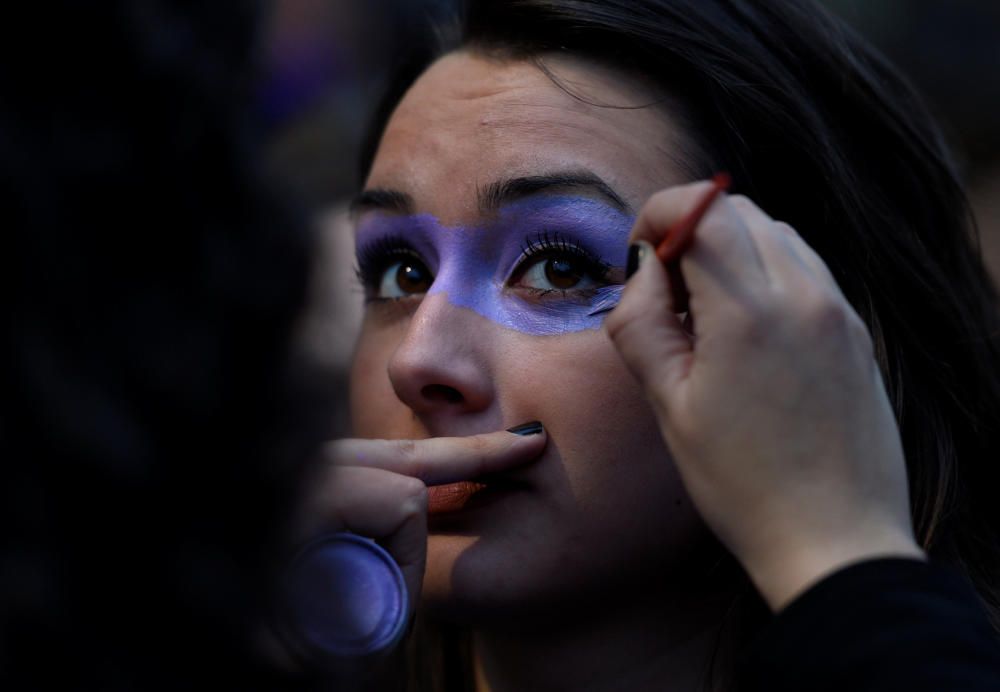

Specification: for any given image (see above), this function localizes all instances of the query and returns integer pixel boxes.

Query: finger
[631,181,770,307]
[727,195,843,297]
[605,241,693,411]
[325,427,547,485]
[298,466,425,540]
[727,195,815,284]
[774,222,845,296]
[297,465,428,606]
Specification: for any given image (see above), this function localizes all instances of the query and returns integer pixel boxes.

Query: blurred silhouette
[1,3,333,689]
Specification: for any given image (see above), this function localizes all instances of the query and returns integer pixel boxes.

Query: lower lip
[427,480,522,516]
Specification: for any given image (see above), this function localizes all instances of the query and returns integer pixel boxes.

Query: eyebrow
[350,169,630,217]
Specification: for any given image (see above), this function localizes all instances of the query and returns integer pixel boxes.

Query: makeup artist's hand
[605,180,924,611]
[294,429,547,624]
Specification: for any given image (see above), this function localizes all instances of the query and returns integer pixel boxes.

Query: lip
[426,476,527,517]
[427,481,487,515]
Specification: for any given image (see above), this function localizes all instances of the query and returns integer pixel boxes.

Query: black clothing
[743,558,1000,690]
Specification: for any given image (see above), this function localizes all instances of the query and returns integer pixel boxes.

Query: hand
[605,181,924,610]
[294,428,547,628]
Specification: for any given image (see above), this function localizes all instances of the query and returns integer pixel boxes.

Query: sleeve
[740,558,1000,691]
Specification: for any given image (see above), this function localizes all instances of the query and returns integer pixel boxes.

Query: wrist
[745,527,925,611]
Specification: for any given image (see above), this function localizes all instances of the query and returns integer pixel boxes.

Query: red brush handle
[655,172,731,312]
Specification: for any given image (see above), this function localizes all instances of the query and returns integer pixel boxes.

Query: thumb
[605,241,693,412]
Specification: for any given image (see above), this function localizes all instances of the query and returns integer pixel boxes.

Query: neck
[472,581,738,692]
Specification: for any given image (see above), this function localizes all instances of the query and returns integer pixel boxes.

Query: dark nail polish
[507,421,543,436]
[626,243,643,279]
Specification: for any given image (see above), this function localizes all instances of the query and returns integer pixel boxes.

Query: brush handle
[655,172,731,313]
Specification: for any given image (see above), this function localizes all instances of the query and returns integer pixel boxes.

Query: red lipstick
[427,481,488,515]
[427,476,530,518]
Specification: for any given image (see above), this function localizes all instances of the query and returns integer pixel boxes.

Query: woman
[311,1,1000,689]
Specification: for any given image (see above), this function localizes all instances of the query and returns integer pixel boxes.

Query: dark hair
[361,0,1000,689]
[2,3,330,689]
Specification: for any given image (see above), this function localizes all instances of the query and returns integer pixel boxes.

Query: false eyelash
[354,235,423,289]
[517,231,611,279]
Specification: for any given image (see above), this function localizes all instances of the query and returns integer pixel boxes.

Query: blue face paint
[354,196,634,336]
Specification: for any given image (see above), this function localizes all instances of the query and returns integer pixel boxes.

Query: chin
[421,533,505,623]
[419,533,541,626]
[420,531,607,629]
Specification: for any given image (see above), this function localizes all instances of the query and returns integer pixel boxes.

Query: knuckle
[639,183,714,231]
[634,191,673,235]
[644,187,677,213]
[604,305,634,342]
[466,434,490,454]
[774,221,797,236]
[392,439,434,480]
[398,478,428,516]
[605,289,642,331]
[848,313,875,354]
[729,194,754,210]
[603,308,624,338]
[800,293,856,340]
[695,208,731,237]
[394,438,419,460]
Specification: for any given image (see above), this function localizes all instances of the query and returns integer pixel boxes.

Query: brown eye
[543,257,584,289]
[514,252,602,294]
[396,260,432,293]
[376,257,433,298]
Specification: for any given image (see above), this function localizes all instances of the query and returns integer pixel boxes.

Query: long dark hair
[361,0,1000,688]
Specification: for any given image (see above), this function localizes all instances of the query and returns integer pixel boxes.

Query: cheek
[425,331,709,617]
[522,333,686,506]
[505,329,654,447]
[349,321,406,437]
[498,331,704,555]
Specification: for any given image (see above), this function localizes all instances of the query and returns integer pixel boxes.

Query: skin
[353,198,631,335]
[608,189,924,610]
[310,48,922,691]
[344,52,728,690]
[355,51,700,611]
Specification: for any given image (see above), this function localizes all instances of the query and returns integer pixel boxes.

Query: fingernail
[625,243,649,280]
[507,421,543,436]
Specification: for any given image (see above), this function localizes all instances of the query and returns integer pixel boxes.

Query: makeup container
[276,532,408,669]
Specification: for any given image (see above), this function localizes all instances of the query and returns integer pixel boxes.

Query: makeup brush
[657,172,731,313]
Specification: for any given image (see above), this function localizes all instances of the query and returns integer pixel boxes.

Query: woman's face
[351,51,710,622]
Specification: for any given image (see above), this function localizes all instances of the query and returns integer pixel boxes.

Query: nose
[387,293,496,416]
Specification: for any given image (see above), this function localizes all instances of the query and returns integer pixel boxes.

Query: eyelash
[508,231,611,300]
[514,231,611,287]
[354,234,422,299]
[354,231,612,300]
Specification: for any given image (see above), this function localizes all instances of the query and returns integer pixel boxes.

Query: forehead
[366,51,687,224]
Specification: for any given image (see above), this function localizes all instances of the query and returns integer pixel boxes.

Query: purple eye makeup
[354,196,634,336]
